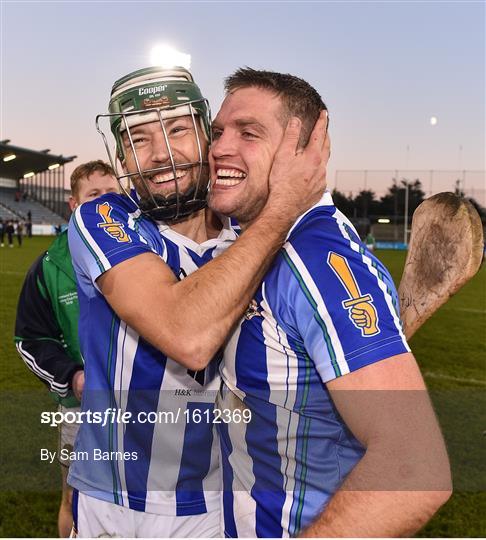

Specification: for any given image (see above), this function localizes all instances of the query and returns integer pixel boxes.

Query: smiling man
[209,68,452,538]
[67,66,329,537]
[116,103,210,224]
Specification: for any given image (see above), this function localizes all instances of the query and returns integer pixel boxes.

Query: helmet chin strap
[136,183,208,223]
[147,198,208,223]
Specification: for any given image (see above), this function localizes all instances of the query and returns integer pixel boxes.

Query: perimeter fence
[332,170,485,244]
[333,170,485,206]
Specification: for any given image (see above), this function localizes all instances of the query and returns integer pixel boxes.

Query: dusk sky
[1,1,484,200]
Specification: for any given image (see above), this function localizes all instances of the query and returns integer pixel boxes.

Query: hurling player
[209,68,452,538]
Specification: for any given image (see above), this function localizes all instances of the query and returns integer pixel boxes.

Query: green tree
[331,189,354,216]
[378,178,425,217]
[353,189,379,218]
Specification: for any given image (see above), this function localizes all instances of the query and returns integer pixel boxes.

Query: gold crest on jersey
[327,251,380,337]
[96,202,131,243]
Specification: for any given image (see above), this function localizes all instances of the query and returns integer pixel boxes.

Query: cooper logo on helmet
[138,84,168,96]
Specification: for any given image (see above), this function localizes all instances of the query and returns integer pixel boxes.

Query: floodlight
[150,44,191,69]
[3,154,16,162]
[23,172,35,178]
[378,218,391,224]
[48,163,60,170]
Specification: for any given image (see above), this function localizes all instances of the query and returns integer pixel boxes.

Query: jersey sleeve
[14,254,83,398]
[280,213,410,383]
[68,195,156,289]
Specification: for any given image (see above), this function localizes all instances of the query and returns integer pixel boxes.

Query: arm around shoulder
[91,118,331,369]
[96,212,296,371]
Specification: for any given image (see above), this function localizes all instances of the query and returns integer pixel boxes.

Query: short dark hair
[224,67,327,147]
[70,160,116,196]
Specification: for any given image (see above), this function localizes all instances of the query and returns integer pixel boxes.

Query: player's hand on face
[72,370,85,401]
[266,110,330,222]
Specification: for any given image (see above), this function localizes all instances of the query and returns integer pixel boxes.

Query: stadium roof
[0,140,76,180]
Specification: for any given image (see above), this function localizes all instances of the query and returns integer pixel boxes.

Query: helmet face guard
[96,67,212,222]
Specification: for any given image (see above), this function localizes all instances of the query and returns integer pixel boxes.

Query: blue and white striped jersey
[219,192,410,537]
[67,192,236,516]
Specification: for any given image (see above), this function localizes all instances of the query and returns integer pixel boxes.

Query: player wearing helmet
[67,66,329,537]
[101,67,211,222]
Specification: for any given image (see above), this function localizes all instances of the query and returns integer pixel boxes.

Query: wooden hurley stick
[398,192,484,340]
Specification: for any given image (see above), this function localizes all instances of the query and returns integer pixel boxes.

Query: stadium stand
[0,199,20,220]
[0,140,76,229]
[0,187,65,224]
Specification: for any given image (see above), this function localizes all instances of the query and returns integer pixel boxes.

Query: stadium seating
[0,203,19,220]
[0,187,66,224]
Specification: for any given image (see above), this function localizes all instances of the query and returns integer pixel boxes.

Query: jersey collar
[286,190,334,240]
[157,215,236,254]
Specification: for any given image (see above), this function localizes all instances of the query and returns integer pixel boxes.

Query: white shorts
[72,491,221,538]
[58,405,81,467]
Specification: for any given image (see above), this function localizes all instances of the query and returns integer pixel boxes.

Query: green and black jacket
[14,230,83,407]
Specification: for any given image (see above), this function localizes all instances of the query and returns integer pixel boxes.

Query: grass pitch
[0,237,484,537]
